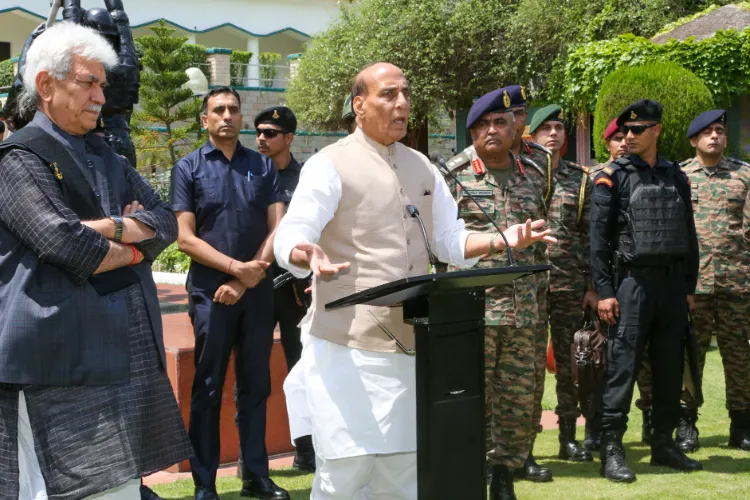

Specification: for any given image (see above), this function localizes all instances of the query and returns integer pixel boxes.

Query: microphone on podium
[430,154,515,266]
[406,204,438,274]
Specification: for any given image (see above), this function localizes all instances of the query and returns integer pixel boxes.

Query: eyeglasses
[620,123,657,135]
[256,128,285,138]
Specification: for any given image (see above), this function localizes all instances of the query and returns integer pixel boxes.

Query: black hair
[202,87,241,114]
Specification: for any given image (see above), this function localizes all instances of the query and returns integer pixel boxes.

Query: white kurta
[274,151,479,461]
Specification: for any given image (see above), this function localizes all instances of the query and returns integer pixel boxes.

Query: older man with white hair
[0,21,191,499]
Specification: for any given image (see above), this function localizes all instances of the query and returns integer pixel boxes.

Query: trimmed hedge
[593,62,714,162]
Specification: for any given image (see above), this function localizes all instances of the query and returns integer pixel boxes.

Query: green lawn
[153,348,750,499]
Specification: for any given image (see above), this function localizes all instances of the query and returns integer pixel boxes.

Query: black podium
[326,265,550,500]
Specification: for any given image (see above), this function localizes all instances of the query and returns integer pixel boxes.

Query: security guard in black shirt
[251,106,316,472]
[590,99,702,483]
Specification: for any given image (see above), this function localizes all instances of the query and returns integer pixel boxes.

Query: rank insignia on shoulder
[471,158,486,175]
[603,166,614,176]
[50,162,63,180]
[595,177,613,188]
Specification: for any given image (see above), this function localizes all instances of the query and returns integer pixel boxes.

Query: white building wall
[0,0,342,38]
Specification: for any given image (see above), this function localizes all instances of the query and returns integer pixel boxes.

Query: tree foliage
[285,0,512,132]
[563,27,750,118]
[511,0,732,104]
[0,58,14,88]
[593,62,714,162]
[132,20,204,173]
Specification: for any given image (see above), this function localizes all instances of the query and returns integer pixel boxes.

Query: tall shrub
[231,50,253,86]
[259,52,281,88]
[132,20,204,173]
[593,62,714,162]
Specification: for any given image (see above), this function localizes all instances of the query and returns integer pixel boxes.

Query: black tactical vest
[617,162,689,264]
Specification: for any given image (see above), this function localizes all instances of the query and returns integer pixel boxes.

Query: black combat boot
[489,465,517,500]
[600,430,636,483]
[641,409,653,445]
[675,408,700,453]
[558,417,593,462]
[728,410,750,451]
[292,435,316,472]
[650,431,703,472]
[584,417,602,452]
[515,453,552,482]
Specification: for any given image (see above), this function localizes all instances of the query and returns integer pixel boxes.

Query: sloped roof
[652,4,750,44]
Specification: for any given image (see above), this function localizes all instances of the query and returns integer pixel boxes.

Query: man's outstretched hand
[294,242,350,277]
[499,219,557,250]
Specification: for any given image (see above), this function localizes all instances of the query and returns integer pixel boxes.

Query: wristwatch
[489,233,497,254]
[111,216,124,243]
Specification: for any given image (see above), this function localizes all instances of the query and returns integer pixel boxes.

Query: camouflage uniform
[445,145,546,470]
[547,159,595,418]
[519,141,553,440]
[638,156,750,412]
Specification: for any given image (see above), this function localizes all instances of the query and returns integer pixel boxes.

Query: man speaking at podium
[274,62,555,499]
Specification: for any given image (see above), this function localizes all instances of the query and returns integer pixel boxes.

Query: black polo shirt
[171,140,281,292]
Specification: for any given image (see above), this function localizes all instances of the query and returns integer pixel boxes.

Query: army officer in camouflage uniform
[638,110,750,453]
[445,87,547,500]
[529,105,598,463]
[505,86,556,484]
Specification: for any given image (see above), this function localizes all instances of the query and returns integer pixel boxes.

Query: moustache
[87,105,102,113]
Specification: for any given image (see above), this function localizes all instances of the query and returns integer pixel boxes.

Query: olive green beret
[528,104,564,134]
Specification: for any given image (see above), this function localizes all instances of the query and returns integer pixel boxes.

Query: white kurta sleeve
[273,152,342,278]
[428,163,480,268]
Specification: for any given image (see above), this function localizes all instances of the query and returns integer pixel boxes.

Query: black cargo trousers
[600,266,688,434]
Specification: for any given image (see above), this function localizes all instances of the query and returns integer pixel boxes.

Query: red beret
[603,119,619,141]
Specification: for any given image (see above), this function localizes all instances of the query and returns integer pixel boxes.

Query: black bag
[571,307,607,417]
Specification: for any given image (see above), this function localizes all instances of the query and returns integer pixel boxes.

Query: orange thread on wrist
[227,259,234,275]
[128,245,139,266]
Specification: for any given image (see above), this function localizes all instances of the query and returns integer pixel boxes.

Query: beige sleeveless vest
[309,128,435,353]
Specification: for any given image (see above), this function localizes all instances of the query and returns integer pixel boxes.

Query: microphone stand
[431,154,515,266]
[406,204,438,274]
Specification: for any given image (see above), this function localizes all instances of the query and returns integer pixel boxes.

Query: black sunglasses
[256,128,286,138]
[620,123,658,135]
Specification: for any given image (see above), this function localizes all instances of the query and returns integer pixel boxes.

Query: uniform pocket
[725,179,747,220]
[243,175,266,205]
[195,175,222,209]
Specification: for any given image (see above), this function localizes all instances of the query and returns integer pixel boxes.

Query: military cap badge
[272,110,280,119]
[503,90,511,108]
[520,86,527,100]
[630,111,637,120]
[558,110,564,120]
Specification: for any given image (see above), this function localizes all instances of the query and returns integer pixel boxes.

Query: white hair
[19,21,119,115]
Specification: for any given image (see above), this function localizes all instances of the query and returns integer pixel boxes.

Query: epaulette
[679,159,691,167]
[519,155,545,177]
[445,146,474,173]
[728,157,750,168]
[527,141,552,156]
[565,161,588,174]
[610,157,631,171]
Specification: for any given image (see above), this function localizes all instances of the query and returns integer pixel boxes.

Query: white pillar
[186,34,197,45]
[247,37,260,87]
